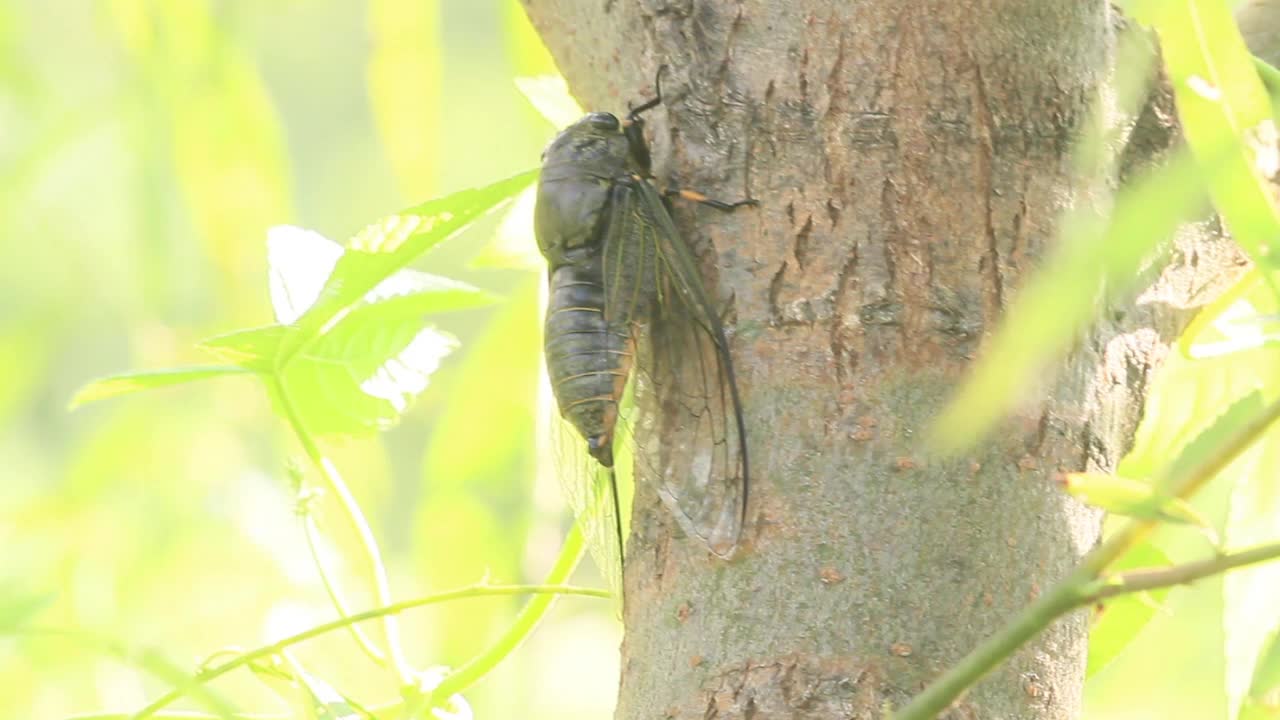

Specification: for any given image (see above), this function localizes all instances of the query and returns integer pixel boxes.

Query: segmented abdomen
[544,253,634,467]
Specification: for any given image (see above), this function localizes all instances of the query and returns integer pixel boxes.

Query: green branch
[894,396,1280,720]
[126,582,609,719]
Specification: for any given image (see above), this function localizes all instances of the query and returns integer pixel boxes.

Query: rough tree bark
[521,1,1241,718]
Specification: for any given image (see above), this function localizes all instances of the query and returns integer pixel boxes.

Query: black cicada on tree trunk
[534,70,754,592]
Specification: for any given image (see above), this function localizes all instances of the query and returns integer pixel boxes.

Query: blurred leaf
[0,324,53,422]
[1133,0,1280,288]
[1087,541,1172,677]
[115,0,293,317]
[1223,408,1280,714]
[504,0,558,76]
[1062,473,1212,529]
[514,75,584,130]
[368,0,442,199]
[472,185,542,271]
[1154,390,1268,495]
[420,277,539,493]
[933,148,1208,448]
[1181,269,1270,358]
[0,587,52,631]
[1244,627,1280,717]
[1103,268,1280,718]
[417,278,540,661]
[68,365,252,409]
[280,170,537,364]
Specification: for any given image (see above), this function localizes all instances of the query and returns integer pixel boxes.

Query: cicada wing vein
[543,393,625,603]
[603,178,749,558]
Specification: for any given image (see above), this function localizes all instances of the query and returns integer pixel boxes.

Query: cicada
[534,70,754,589]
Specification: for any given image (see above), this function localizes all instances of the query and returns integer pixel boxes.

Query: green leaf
[1180,269,1267,359]
[201,273,486,436]
[1087,540,1173,677]
[266,224,495,325]
[1102,268,1280,718]
[1062,473,1212,529]
[68,365,253,409]
[1138,0,1280,291]
[198,325,290,372]
[1153,390,1268,495]
[276,294,461,438]
[1244,627,1280,717]
[933,148,1208,449]
[278,170,537,365]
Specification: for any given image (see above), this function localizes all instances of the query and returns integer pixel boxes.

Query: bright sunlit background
[1,1,619,718]
[7,1,1279,719]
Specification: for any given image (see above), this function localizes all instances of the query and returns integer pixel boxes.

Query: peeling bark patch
[819,566,845,584]
[677,601,694,623]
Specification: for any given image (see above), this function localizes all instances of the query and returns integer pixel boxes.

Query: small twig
[422,523,588,708]
[271,375,410,683]
[300,512,387,666]
[1084,539,1280,603]
[124,582,609,719]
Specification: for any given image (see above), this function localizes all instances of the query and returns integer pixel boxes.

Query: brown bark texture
[521,1,1241,718]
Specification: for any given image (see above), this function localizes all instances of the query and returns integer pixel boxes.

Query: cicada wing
[605,179,749,558]
[540,368,625,603]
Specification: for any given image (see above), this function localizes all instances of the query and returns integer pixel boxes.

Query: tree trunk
[521,1,1238,717]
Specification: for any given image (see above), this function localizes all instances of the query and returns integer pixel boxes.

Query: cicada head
[539,112,633,180]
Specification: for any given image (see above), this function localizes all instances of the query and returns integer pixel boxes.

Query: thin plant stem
[270,375,410,683]
[1084,539,1280,603]
[123,583,608,719]
[428,523,589,704]
[300,512,387,666]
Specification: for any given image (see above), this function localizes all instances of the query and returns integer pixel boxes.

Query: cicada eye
[585,112,620,131]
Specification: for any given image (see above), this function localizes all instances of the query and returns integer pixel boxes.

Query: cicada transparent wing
[600,177,748,558]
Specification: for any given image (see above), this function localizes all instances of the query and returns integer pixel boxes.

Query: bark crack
[972,58,1004,320]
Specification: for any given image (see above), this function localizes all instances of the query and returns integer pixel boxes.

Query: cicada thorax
[543,245,639,469]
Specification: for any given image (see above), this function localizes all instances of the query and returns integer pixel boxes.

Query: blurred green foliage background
[9,1,1280,718]
[0,1,618,717]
